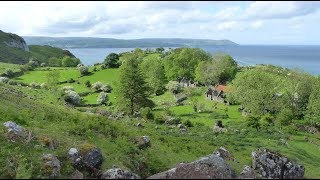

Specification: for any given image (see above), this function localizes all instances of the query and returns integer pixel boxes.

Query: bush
[154,113,166,124]
[100,84,112,93]
[166,81,182,94]
[8,80,18,85]
[246,115,261,131]
[30,82,40,89]
[141,107,154,120]
[40,83,48,89]
[40,63,46,67]
[183,120,194,127]
[100,64,107,70]
[84,80,91,88]
[64,90,82,105]
[0,77,9,83]
[68,78,75,83]
[4,69,14,78]
[97,92,109,105]
[79,66,89,76]
[277,108,294,126]
[62,86,74,92]
[91,81,103,92]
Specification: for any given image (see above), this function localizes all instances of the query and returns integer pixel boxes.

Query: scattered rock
[101,168,141,179]
[68,148,80,165]
[239,165,256,179]
[83,148,104,171]
[305,126,319,134]
[215,120,224,128]
[147,148,236,179]
[136,122,144,128]
[252,148,304,179]
[70,169,84,179]
[41,154,61,177]
[177,124,186,129]
[213,147,235,161]
[3,121,26,142]
[136,136,150,149]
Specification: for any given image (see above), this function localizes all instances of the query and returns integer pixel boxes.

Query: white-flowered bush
[0,77,9,83]
[64,90,81,105]
[91,81,103,92]
[97,92,109,105]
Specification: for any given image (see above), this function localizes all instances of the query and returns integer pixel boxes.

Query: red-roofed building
[205,85,228,103]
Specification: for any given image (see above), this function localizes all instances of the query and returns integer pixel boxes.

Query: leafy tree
[229,68,281,116]
[115,56,155,115]
[163,48,211,81]
[305,78,320,126]
[276,108,294,126]
[156,47,165,53]
[104,53,120,68]
[46,70,60,90]
[140,56,167,95]
[213,53,238,83]
[48,57,62,67]
[61,56,81,67]
[195,61,220,86]
[246,115,261,131]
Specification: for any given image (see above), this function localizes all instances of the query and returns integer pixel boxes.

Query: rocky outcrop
[147,150,236,179]
[41,154,61,177]
[239,165,256,179]
[252,148,304,179]
[3,121,27,142]
[1,31,29,51]
[101,168,141,179]
[213,147,235,161]
[213,120,227,133]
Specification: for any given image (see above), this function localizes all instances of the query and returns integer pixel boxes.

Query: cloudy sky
[0,1,319,45]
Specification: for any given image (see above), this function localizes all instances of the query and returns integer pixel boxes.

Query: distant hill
[0,30,76,64]
[23,36,238,48]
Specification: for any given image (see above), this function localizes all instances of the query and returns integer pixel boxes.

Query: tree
[246,115,261,131]
[115,56,154,115]
[213,53,238,83]
[61,56,81,67]
[304,78,320,126]
[156,47,165,53]
[140,55,167,95]
[48,57,62,67]
[162,48,211,81]
[104,53,120,68]
[46,70,60,90]
[195,61,220,86]
[229,68,281,116]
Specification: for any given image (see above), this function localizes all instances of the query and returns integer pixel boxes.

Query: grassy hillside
[29,45,75,63]
[4,64,320,178]
[0,30,77,65]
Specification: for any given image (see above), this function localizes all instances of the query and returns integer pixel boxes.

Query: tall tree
[104,53,120,68]
[115,56,154,115]
[46,70,60,90]
[140,55,167,95]
[162,48,211,81]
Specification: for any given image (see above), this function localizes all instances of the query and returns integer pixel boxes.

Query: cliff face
[0,30,29,51]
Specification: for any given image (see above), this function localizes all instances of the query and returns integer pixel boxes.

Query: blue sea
[67,45,320,75]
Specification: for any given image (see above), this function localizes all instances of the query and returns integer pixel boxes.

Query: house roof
[215,85,227,92]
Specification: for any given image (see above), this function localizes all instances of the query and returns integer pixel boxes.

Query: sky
[0,1,319,45]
